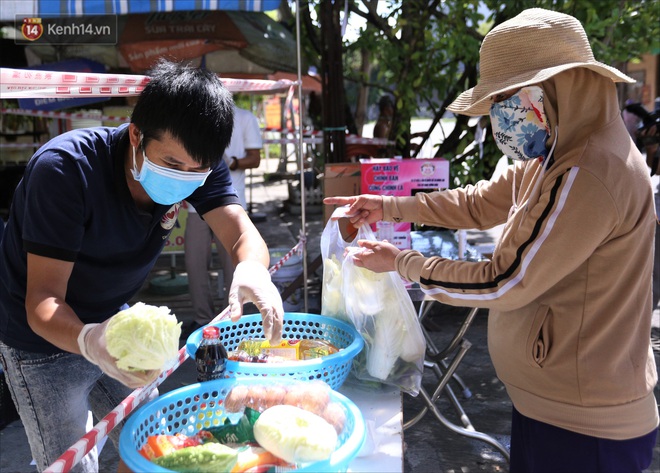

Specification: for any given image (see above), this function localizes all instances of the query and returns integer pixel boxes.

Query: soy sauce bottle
[195,326,228,382]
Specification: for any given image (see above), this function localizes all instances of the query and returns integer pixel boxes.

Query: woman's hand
[324,194,384,227]
[350,239,400,273]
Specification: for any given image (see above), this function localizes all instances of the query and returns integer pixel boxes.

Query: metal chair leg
[414,387,511,461]
[406,302,510,462]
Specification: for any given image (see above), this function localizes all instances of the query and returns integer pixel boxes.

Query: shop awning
[0,0,281,21]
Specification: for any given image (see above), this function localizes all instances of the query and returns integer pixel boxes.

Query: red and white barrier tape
[0,68,296,99]
[43,345,191,473]
[268,236,305,275]
[43,235,307,473]
[0,68,150,98]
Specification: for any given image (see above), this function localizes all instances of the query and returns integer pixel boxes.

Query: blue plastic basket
[185,313,364,390]
[119,377,366,473]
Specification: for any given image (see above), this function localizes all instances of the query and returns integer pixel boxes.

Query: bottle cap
[202,326,220,339]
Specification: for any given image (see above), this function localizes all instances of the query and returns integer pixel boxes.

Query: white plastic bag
[320,210,354,322]
[320,209,425,395]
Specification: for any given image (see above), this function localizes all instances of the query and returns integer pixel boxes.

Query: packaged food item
[223,381,333,417]
[235,338,301,361]
[227,351,287,364]
[298,339,339,360]
[195,326,228,382]
[230,338,339,363]
[321,401,347,434]
[206,407,260,444]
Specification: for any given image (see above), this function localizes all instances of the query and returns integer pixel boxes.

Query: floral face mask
[489,86,551,161]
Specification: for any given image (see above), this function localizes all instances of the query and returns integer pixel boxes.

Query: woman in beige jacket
[326,9,658,473]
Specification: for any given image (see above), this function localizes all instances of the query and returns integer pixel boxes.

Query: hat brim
[447,62,634,117]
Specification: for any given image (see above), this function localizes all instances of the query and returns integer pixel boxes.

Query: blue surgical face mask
[131,136,211,205]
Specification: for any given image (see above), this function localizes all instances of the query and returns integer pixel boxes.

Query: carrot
[138,434,193,460]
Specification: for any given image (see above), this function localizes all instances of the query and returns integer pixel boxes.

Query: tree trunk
[320,0,347,163]
[354,47,371,135]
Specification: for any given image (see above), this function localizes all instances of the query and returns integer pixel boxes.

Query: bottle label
[195,342,227,382]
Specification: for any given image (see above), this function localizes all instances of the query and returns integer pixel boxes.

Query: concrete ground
[1,156,659,472]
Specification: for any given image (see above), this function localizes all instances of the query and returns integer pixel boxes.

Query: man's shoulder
[40,125,124,156]
[234,107,258,124]
[27,125,125,180]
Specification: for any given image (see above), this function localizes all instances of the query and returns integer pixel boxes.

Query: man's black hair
[131,60,234,168]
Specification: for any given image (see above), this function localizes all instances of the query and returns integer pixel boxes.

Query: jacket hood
[541,68,624,165]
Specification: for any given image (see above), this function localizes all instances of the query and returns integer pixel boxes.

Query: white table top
[339,381,404,472]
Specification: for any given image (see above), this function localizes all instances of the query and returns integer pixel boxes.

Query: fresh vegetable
[253,404,338,464]
[192,430,218,445]
[231,445,290,473]
[139,434,196,460]
[398,313,426,363]
[152,443,238,473]
[105,302,181,372]
[138,432,214,460]
[341,248,426,387]
[366,313,404,380]
[346,262,387,317]
[322,255,345,317]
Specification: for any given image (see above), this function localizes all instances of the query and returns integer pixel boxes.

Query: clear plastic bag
[320,210,355,322]
[320,210,425,395]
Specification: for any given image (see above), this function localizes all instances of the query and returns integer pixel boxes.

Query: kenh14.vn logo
[21,18,43,41]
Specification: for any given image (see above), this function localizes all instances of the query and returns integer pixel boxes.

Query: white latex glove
[77,319,160,389]
[228,261,284,344]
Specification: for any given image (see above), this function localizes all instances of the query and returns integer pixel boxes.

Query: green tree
[284,0,659,187]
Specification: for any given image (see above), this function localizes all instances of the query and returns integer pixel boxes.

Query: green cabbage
[347,264,387,316]
[366,312,404,380]
[105,302,181,372]
[253,404,337,463]
[322,255,345,317]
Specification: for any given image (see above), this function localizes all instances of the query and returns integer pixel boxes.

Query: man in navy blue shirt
[0,60,283,473]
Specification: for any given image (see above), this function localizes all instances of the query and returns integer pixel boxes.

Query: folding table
[404,230,510,461]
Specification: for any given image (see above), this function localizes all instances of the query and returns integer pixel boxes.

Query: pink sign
[361,158,449,249]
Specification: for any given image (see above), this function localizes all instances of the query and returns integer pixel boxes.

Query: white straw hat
[447,8,634,117]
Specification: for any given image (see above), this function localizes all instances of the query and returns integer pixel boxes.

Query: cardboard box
[322,162,361,223]
[361,158,449,249]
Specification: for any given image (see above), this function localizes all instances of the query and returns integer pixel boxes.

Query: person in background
[0,61,283,473]
[622,98,643,145]
[183,106,263,336]
[326,9,658,472]
[629,98,660,311]
[373,95,394,139]
[643,106,660,311]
